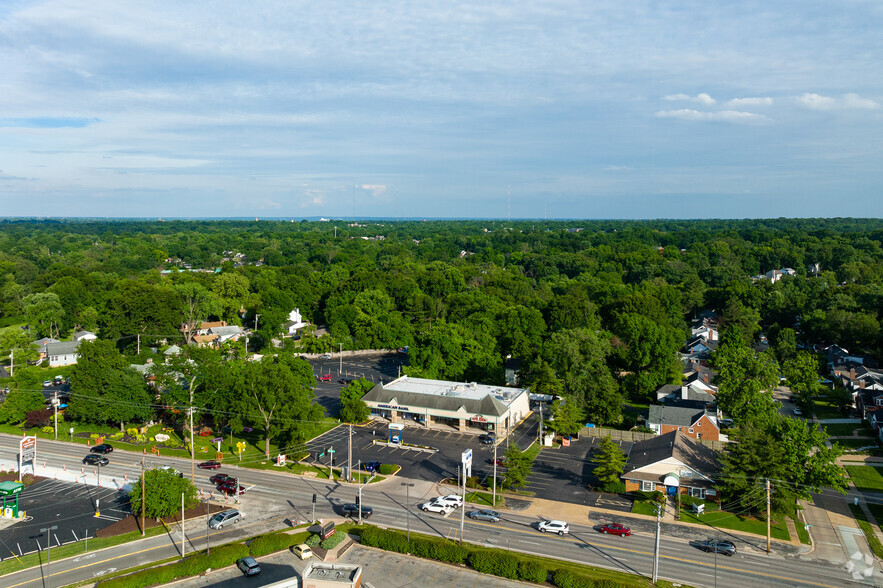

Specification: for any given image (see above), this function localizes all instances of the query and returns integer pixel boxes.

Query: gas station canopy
[0,481,24,496]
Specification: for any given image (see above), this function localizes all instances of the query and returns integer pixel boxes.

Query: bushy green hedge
[518,560,548,583]
[249,532,296,557]
[97,543,250,588]
[378,463,397,475]
[305,533,322,547]
[320,531,347,550]
[469,550,519,579]
[552,569,626,588]
[408,537,468,564]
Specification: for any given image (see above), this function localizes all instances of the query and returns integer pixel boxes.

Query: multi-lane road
[0,434,877,588]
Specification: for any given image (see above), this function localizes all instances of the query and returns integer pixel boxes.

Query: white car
[793,407,803,416]
[319,353,332,359]
[420,501,452,515]
[432,494,464,509]
[538,520,570,535]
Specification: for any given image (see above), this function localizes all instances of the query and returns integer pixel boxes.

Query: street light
[40,525,58,568]
[401,482,415,542]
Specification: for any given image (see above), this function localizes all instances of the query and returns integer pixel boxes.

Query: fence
[579,427,727,451]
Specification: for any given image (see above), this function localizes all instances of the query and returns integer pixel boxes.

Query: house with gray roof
[45,341,80,368]
[648,404,720,441]
[362,376,530,438]
[622,430,721,499]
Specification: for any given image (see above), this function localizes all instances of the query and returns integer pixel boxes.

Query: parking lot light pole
[401,482,414,542]
[94,467,101,517]
[40,525,58,566]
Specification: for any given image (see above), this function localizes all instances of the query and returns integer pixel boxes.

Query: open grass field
[846,465,883,492]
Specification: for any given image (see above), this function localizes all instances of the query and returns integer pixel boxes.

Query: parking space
[305,352,407,418]
[525,436,634,511]
[305,421,503,482]
[0,479,128,560]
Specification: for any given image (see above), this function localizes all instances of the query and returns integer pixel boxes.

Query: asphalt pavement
[0,435,878,588]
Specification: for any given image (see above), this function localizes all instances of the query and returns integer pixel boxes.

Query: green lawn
[0,526,167,576]
[846,465,883,492]
[465,490,504,507]
[849,503,883,559]
[523,441,542,462]
[680,501,790,541]
[836,438,879,450]
[824,423,872,437]
[631,500,660,516]
[813,399,847,420]
[791,514,811,545]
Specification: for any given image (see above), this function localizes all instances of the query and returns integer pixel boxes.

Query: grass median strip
[848,503,883,559]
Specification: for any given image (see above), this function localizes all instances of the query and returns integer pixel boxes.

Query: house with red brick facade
[622,430,721,499]
[647,405,721,441]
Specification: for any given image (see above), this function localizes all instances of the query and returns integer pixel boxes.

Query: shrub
[320,531,347,550]
[468,550,519,579]
[127,427,139,437]
[249,532,295,556]
[305,533,322,547]
[42,426,54,434]
[552,568,595,588]
[465,476,481,489]
[518,560,548,583]
[359,526,409,553]
[90,433,101,439]
[25,409,50,429]
[378,463,397,475]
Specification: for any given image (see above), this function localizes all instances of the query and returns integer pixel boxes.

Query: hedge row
[360,527,634,588]
[97,543,249,588]
[248,532,299,557]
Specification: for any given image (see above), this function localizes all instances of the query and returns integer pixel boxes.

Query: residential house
[622,430,721,499]
[285,308,308,336]
[164,345,182,357]
[837,364,883,417]
[656,383,717,409]
[72,330,97,343]
[647,405,720,441]
[197,321,227,336]
[193,334,219,347]
[45,341,80,367]
[209,325,243,344]
[35,337,61,361]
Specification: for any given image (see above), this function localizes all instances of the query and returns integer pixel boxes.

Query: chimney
[851,368,856,379]
[860,380,866,389]
[681,386,688,400]
[703,371,710,384]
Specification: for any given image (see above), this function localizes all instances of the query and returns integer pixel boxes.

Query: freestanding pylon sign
[19,436,36,481]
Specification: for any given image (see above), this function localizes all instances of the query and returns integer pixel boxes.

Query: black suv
[90,444,113,454]
[340,503,373,519]
[478,434,495,445]
[83,454,109,466]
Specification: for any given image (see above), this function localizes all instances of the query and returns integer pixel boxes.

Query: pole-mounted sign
[19,436,36,481]
[462,448,472,478]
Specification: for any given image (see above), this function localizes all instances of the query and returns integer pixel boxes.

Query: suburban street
[0,434,877,588]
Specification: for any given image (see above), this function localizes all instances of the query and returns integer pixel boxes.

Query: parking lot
[306,352,406,416]
[0,479,128,560]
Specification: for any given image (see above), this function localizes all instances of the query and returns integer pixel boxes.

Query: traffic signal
[356,495,360,505]
[312,493,317,504]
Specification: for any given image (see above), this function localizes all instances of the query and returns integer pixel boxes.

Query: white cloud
[663,93,716,105]
[797,92,879,110]
[360,184,387,197]
[725,97,773,107]
[603,165,632,171]
[655,109,770,123]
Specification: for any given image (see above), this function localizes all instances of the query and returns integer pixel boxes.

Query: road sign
[20,437,36,462]
[462,448,472,477]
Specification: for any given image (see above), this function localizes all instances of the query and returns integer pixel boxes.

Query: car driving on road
[467,509,501,522]
[210,473,235,485]
[598,523,631,536]
[83,454,109,466]
[538,520,570,535]
[420,501,452,515]
[90,443,113,454]
[432,494,464,509]
[694,539,736,556]
[209,509,243,529]
[198,460,222,470]
[218,481,247,495]
[340,503,373,519]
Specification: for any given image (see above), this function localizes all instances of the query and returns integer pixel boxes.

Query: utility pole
[189,406,195,484]
[347,424,352,483]
[181,492,186,556]
[339,343,343,375]
[538,402,543,442]
[652,502,661,583]
[9,348,12,378]
[141,457,146,536]
[492,442,498,507]
[401,482,414,541]
[766,478,771,553]
[137,333,140,355]
[53,390,58,440]
[205,499,210,555]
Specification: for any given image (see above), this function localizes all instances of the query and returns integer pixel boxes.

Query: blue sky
[1,1,881,219]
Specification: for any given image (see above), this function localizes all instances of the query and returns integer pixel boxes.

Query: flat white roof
[383,376,527,406]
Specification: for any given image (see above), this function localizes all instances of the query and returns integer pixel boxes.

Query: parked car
[538,520,570,535]
[198,460,222,470]
[489,458,507,467]
[468,509,501,522]
[209,509,243,529]
[218,481,247,495]
[236,556,261,576]
[598,523,631,536]
[478,434,496,445]
[420,501,452,515]
[363,461,382,473]
[90,444,113,454]
[793,407,803,416]
[694,539,736,556]
[83,454,109,466]
[317,373,333,381]
[340,503,373,518]
[319,353,332,359]
[292,544,312,560]
[339,378,354,384]
[42,380,53,388]
[210,473,235,485]
[432,495,464,509]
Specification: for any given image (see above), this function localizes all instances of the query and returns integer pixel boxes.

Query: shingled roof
[625,430,721,476]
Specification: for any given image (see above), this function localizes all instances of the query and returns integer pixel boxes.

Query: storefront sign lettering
[378,404,409,412]
[470,415,487,423]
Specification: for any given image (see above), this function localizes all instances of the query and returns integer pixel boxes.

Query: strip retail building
[362,376,530,436]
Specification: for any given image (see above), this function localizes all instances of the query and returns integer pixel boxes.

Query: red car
[317,374,333,381]
[210,473,235,485]
[198,460,222,470]
[598,523,631,537]
[218,482,246,495]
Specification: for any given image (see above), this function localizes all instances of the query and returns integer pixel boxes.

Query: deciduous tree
[128,468,199,519]
[339,378,372,423]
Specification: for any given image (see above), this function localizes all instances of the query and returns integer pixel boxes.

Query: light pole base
[94,511,101,518]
